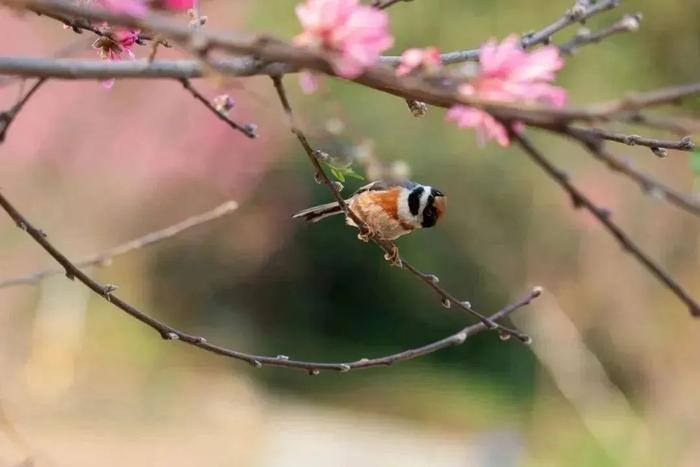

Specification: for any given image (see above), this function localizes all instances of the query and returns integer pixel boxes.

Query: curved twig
[558,12,642,55]
[0,78,46,143]
[0,200,238,289]
[0,189,540,373]
[179,79,257,138]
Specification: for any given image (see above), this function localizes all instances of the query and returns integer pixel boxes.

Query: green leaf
[691,150,700,175]
[324,160,366,183]
[343,167,365,181]
[329,166,345,182]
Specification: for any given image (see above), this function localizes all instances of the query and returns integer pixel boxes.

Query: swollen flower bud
[213,94,235,115]
[620,13,642,32]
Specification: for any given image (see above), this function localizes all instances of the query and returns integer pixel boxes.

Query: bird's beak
[434,195,446,218]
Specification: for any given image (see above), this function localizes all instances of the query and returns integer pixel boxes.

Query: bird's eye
[422,206,437,227]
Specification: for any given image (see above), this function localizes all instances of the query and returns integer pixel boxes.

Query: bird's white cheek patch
[419,186,432,217]
[397,188,422,228]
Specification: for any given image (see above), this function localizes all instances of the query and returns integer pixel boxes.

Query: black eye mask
[408,186,424,216]
[422,199,437,227]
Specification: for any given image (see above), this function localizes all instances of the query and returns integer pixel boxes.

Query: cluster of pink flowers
[446,35,566,147]
[294,0,393,79]
[292,2,567,147]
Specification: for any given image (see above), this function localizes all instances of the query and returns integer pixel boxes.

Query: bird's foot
[383,244,402,267]
[357,226,375,242]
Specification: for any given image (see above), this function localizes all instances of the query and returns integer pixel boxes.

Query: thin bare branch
[30,7,159,44]
[179,79,257,138]
[0,200,238,290]
[558,12,642,55]
[0,78,46,143]
[620,111,700,137]
[520,0,620,49]
[0,56,294,80]
[271,74,531,343]
[571,127,695,155]
[513,131,700,317]
[589,82,700,117]
[380,0,623,64]
[17,0,622,69]
[564,127,700,217]
[0,189,539,372]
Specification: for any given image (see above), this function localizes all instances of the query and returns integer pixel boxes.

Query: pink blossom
[395,47,441,76]
[446,106,510,147]
[463,34,566,106]
[97,0,148,16]
[446,35,567,146]
[294,0,394,78]
[93,29,139,88]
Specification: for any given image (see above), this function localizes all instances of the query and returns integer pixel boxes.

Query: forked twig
[0,78,46,143]
[513,131,700,317]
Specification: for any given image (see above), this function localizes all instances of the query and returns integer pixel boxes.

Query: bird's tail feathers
[292,202,344,223]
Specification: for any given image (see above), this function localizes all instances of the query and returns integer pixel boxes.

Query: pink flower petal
[457,36,568,106]
[445,105,510,147]
[396,47,441,76]
[294,0,393,78]
[480,34,523,78]
[508,46,564,82]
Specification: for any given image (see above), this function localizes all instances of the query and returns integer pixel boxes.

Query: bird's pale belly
[347,194,412,240]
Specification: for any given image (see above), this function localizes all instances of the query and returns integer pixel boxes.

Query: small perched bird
[293,180,446,240]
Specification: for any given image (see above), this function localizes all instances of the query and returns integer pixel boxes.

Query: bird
[292,180,446,241]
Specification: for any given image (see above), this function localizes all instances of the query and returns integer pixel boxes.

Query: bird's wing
[352,179,416,196]
[352,180,387,196]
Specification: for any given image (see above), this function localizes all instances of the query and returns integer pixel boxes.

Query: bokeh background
[1,1,700,466]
